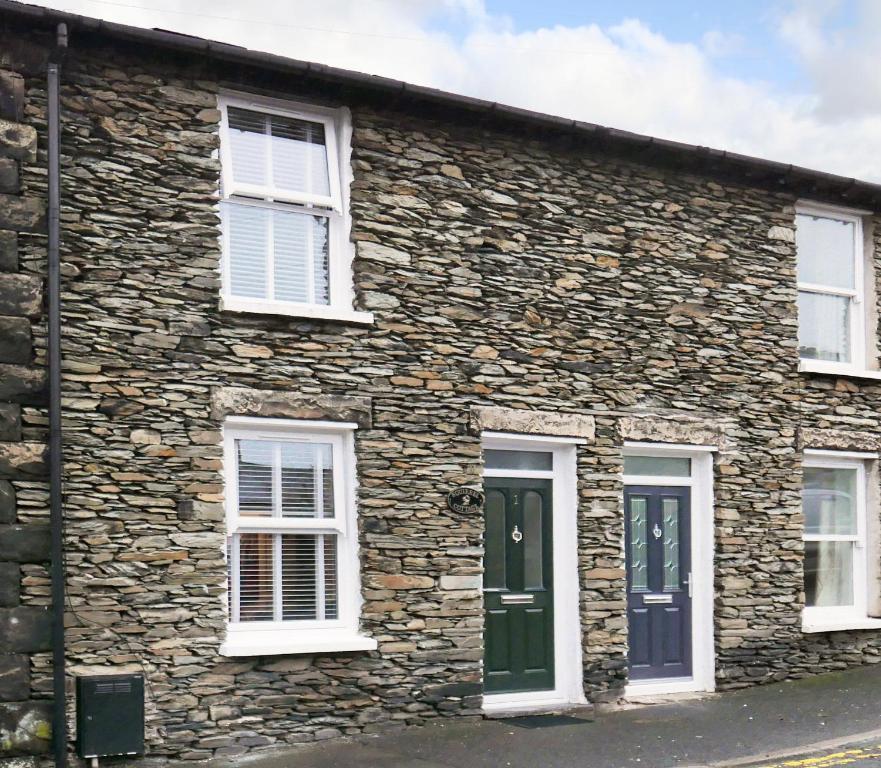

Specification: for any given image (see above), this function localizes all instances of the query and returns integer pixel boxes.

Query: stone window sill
[798,359,881,381]
[221,296,374,325]
[220,629,377,657]
[802,617,881,633]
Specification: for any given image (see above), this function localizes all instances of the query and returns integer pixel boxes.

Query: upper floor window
[796,203,872,375]
[221,418,376,656]
[218,95,372,323]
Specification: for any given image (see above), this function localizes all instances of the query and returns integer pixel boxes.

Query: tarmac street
[219,665,881,768]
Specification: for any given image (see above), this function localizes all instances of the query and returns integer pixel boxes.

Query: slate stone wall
[5,18,881,763]
[0,27,53,767]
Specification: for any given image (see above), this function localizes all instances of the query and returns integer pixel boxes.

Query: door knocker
[652,523,662,539]
[511,525,523,543]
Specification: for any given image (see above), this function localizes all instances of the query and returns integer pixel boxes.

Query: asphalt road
[226,665,881,768]
[737,739,881,768]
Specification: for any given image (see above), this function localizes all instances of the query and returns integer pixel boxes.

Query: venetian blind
[223,106,334,306]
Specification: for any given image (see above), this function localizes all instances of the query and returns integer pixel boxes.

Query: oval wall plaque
[447,487,485,514]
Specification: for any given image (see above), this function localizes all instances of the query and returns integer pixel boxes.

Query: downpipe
[48,21,68,768]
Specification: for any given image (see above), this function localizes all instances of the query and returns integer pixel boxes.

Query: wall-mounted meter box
[76,674,145,759]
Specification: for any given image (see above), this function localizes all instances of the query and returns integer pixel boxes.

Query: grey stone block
[0,318,30,365]
[0,655,28,700]
[0,444,45,478]
[0,366,45,405]
[0,159,17,194]
[0,526,49,562]
[0,231,16,272]
[0,606,51,653]
[0,196,44,234]
[0,481,13,523]
[0,71,24,122]
[0,700,52,755]
[0,275,41,318]
[0,120,36,163]
[0,404,20,442]
[0,562,18,607]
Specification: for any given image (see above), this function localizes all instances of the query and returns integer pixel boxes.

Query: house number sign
[447,487,485,514]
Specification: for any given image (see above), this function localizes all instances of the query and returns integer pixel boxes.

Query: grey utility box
[76,674,145,758]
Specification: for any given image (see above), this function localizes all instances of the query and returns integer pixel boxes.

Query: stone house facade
[4,2,881,764]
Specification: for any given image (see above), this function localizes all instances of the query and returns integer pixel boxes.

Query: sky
[25,0,881,182]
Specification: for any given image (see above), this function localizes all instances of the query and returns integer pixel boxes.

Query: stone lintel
[798,427,881,453]
[211,386,372,428]
[618,414,727,448]
[470,405,595,440]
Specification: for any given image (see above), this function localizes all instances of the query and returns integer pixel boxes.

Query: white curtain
[814,499,852,606]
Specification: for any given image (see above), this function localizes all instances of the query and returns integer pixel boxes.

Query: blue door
[625,486,692,680]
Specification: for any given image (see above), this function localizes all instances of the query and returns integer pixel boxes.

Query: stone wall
[4,17,881,764]
[0,29,52,767]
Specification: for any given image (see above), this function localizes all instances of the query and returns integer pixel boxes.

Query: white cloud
[24,0,881,182]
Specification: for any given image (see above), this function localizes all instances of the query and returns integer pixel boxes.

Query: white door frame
[481,431,587,714]
[622,441,716,697]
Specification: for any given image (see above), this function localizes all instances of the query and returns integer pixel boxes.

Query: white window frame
[220,417,376,656]
[796,201,872,377]
[802,450,881,632]
[217,93,373,324]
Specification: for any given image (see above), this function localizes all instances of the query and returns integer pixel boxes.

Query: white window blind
[226,427,349,627]
[220,99,345,310]
[796,207,866,368]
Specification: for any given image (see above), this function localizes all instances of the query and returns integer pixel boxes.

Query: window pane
[805,541,854,607]
[281,534,337,620]
[237,440,274,516]
[662,497,680,590]
[226,202,268,299]
[225,202,330,306]
[273,212,330,305]
[523,490,543,590]
[629,496,648,591]
[271,114,330,198]
[237,532,274,621]
[236,438,335,519]
[228,107,268,188]
[623,456,691,477]
[798,291,851,363]
[280,442,334,519]
[796,213,856,290]
[804,466,857,535]
[227,107,331,199]
[484,490,506,589]
[484,450,552,471]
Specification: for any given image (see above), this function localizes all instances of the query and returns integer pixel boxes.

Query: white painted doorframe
[623,442,716,697]
[481,432,587,714]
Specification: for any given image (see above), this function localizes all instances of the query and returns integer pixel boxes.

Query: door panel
[625,485,692,680]
[484,477,554,694]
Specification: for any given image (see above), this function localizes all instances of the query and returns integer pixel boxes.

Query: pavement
[226,665,881,768]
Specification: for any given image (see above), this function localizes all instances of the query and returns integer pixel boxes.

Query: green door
[483,477,554,694]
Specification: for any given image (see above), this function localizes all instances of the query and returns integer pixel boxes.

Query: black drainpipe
[48,21,68,768]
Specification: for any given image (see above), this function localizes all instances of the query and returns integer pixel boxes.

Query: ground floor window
[221,417,375,656]
[802,451,873,628]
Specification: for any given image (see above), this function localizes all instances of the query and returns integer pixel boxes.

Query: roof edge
[2,0,880,205]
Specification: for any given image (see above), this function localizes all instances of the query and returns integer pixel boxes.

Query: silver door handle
[500,593,535,605]
[685,572,692,598]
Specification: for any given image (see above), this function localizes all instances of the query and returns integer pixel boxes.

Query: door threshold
[483,691,586,717]
[624,677,712,698]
